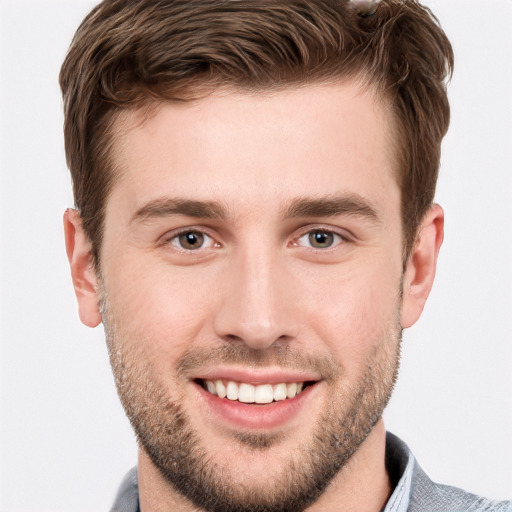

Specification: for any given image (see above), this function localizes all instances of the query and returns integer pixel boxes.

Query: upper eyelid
[161,225,216,240]
[294,224,352,240]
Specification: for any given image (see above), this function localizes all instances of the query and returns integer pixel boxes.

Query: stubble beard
[101,297,402,512]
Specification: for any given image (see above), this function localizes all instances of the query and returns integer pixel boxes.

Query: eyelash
[162,225,349,253]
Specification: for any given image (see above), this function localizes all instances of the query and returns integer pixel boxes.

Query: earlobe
[63,209,102,328]
[400,204,444,329]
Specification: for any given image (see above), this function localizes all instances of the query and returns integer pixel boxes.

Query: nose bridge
[214,240,296,349]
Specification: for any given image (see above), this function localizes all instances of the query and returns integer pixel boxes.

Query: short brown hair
[60,0,453,266]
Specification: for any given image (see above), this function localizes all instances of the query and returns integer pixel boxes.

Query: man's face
[97,83,407,510]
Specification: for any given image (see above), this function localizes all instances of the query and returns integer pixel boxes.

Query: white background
[0,1,511,510]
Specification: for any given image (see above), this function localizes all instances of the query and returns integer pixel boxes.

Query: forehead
[107,82,399,223]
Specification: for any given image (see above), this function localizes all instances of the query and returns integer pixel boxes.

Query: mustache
[176,343,340,381]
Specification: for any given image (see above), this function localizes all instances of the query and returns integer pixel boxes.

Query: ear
[63,209,102,327]
[400,204,444,328]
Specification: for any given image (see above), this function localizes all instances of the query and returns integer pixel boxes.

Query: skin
[65,82,443,511]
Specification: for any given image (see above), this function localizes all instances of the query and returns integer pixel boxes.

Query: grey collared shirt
[110,432,511,512]
[383,433,415,512]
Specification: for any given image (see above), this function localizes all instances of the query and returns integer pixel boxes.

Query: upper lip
[189,366,322,385]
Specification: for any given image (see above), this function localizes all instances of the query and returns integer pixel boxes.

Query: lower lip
[194,382,318,430]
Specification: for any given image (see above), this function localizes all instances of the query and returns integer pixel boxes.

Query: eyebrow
[130,194,381,225]
[131,198,227,224]
[281,194,381,223]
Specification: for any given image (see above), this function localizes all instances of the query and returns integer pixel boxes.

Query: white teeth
[255,384,274,404]
[286,382,297,398]
[238,383,255,403]
[203,379,307,403]
[215,380,226,398]
[226,381,239,401]
[206,381,217,395]
[273,383,287,401]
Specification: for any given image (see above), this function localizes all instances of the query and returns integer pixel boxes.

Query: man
[60,0,511,511]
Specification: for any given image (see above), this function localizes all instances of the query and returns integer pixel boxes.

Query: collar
[382,432,415,512]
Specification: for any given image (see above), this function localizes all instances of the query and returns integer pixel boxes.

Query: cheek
[105,261,216,359]
[299,260,402,363]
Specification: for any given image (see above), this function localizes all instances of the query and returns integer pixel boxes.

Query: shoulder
[385,432,512,512]
[110,467,139,512]
[409,455,512,512]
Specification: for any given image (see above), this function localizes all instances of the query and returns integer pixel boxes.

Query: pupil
[180,232,204,249]
[309,231,333,248]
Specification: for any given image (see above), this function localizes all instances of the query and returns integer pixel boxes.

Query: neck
[138,419,391,512]
[306,419,391,512]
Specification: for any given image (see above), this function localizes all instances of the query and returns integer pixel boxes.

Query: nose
[213,247,298,350]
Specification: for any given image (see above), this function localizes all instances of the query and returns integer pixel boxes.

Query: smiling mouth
[197,379,315,404]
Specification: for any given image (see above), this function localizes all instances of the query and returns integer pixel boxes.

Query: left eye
[297,230,343,249]
[170,231,214,251]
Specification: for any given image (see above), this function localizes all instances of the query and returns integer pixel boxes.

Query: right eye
[169,230,215,251]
